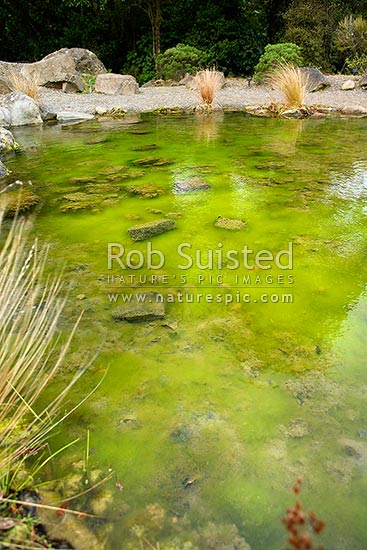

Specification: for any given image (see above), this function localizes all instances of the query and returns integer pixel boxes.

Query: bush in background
[123,35,156,85]
[156,43,207,81]
[334,15,367,74]
[253,43,303,83]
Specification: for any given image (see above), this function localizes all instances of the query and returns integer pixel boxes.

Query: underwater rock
[0,186,41,216]
[132,144,158,151]
[128,219,176,241]
[132,157,172,167]
[126,183,165,199]
[193,522,251,550]
[147,208,164,214]
[112,292,165,322]
[60,189,121,212]
[170,425,194,444]
[0,160,8,177]
[165,212,182,219]
[214,216,246,230]
[68,176,97,184]
[173,175,211,193]
[84,183,121,194]
[282,418,309,439]
[340,438,367,465]
[0,127,18,152]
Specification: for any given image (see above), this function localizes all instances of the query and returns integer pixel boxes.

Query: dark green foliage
[253,43,304,82]
[124,36,156,84]
[280,0,340,71]
[1,0,367,78]
[333,15,367,73]
[156,43,207,80]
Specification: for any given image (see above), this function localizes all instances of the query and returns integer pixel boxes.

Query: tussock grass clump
[194,68,222,107]
[0,213,88,491]
[268,63,309,108]
[6,69,39,99]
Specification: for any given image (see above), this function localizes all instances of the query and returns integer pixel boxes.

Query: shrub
[253,43,303,83]
[334,15,367,73]
[124,35,156,85]
[268,63,309,108]
[156,43,207,81]
[280,0,338,71]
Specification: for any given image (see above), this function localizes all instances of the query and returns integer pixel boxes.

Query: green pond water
[6,112,367,549]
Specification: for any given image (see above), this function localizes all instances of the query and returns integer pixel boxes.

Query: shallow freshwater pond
[7,112,367,549]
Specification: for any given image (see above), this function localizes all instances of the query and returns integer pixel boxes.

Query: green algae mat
[6,112,367,550]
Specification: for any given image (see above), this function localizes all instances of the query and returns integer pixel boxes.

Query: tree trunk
[147,0,161,72]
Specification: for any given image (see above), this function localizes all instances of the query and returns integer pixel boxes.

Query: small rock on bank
[128,219,176,241]
[112,292,165,322]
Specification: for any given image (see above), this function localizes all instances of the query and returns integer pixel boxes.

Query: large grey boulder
[0,48,106,94]
[0,127,18,152]
[0,92,42,126]
[94,74,139,95]
[301,68,330,92]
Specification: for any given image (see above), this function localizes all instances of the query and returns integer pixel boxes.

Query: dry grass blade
[194,68,222,106]
[5,69,39,100]
[268,63,309,108]
[0,213,89,484]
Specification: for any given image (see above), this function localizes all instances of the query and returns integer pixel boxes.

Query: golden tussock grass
[194,68,222,106]
[6,69,40,100]
[268,63,309,108]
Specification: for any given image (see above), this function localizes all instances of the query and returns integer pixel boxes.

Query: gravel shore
[38,75,367,117]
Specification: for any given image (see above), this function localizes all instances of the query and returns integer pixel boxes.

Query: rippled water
[7,113,367,550]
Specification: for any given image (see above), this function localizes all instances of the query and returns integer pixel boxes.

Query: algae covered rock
[128,219,176,241]
[132,157,172,167]
[0,186,41,216]
[0,160,8,177]
[126,183,165,199]
[60,188,122,212]
[0,127,18,152]
[173,175,211,193]
[112,292,165,322]
[214,216,246,230]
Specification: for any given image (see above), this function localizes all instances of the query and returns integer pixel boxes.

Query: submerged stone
[132,144,158,151]
[126,184,165,199]
[132,157,172,167]
[0,160,8,177]
[0,187,41,216]
[112,292,165,322]
[214,216,246,230]
[173,175,211,193]
[128,219,176,241]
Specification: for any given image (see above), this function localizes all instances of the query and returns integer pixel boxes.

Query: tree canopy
[1,0,367,80]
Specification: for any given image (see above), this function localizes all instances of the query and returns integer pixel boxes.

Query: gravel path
[38,75,367,116]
